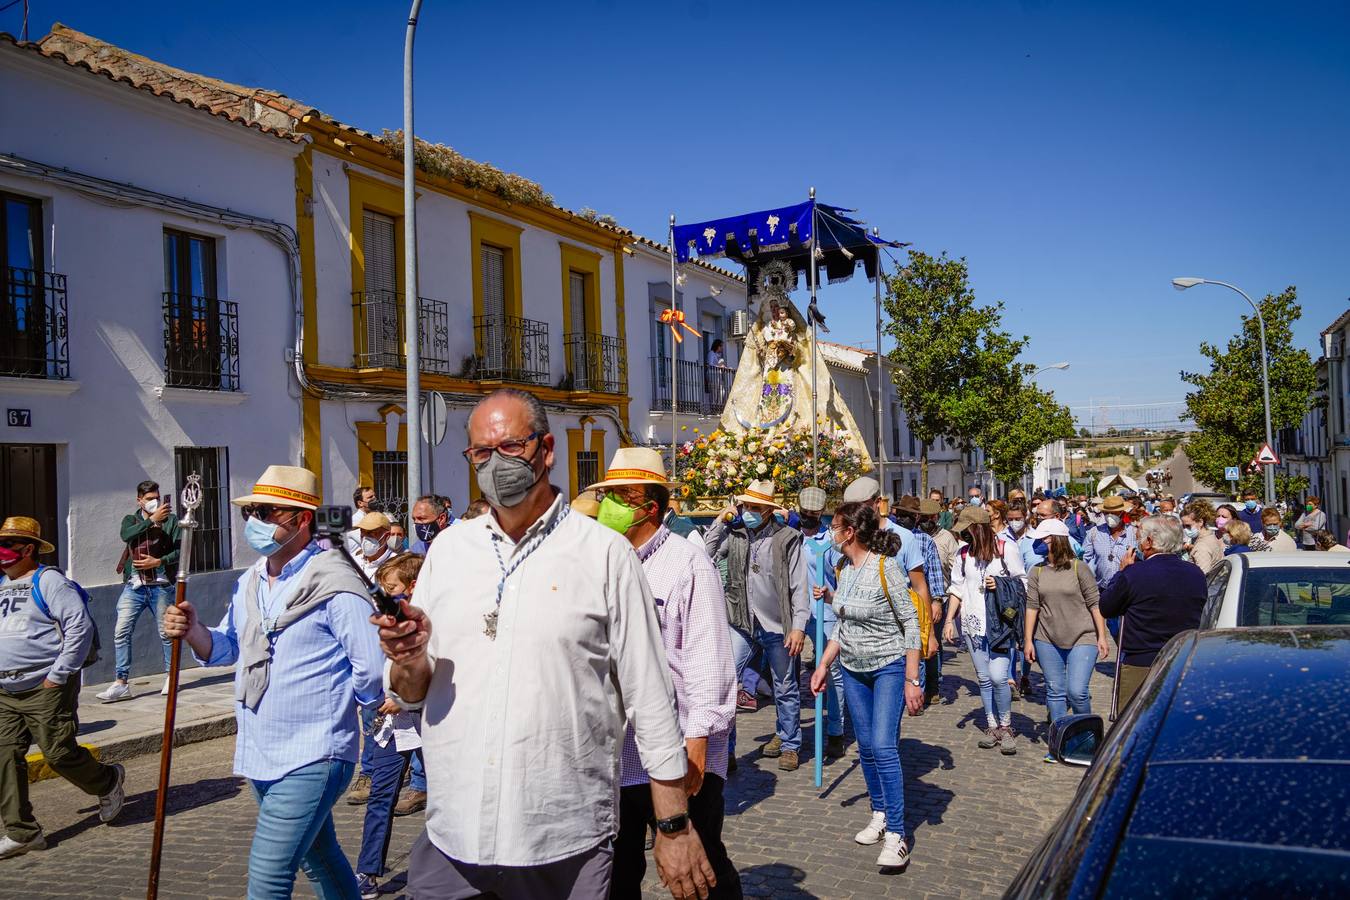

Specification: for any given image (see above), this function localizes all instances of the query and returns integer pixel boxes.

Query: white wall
[0,49,304,586]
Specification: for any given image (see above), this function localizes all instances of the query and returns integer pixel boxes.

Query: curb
[27,713,237,784]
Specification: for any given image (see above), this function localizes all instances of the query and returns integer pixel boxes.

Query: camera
[315,505,352,537]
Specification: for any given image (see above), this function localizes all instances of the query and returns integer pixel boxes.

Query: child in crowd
[356,552,424,900]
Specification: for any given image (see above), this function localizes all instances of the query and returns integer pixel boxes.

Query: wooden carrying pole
[147,473,202,900]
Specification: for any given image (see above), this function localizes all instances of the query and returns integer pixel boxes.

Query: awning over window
[671,200,906,284]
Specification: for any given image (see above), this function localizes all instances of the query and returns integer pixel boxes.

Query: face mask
[475,450,543,509]
[918,518,938,535]
[1245,500,1257,511]
[968,497,982,506]
[142,498,159,514]
[742,511,763,530]
[799,515,821,532]
[1306,504,1315,512]
[245,516,286,556]
[1215,516,1230,530]
[387,536,404,552]
[1263,524,1280,537]
[1106,514,1122,529]
[0,545,23,569]
[1008,520,1025,533]
[1184,526,1198,541]
[361,535,386,557]
[1031,539,1048,558]
[597,494,648,535]
[830,530,847,553]
[773,511,787,525]
[414,521,440,544]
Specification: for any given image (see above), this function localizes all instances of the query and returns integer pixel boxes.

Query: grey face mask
[475,451,542,509]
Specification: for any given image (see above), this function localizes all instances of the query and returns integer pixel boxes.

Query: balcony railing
[650,356,732,415]
[472,314,550,385]
[163,292,240,391]
[1,267,69,379]
[351,290,451,375]
[563,332,627,394]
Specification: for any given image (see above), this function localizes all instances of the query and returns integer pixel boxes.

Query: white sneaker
[854,810,887,845]
[876,831,909,868]
[160,677,170,696]
[98,764,126,823]
[96,681,132,703]
[0,831,46,859]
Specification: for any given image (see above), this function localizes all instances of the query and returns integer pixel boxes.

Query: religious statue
[717,260,872,466]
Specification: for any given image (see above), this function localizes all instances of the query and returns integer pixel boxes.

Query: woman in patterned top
[810,502,922,871]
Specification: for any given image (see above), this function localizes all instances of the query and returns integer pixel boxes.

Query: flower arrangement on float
[674,426,867,501]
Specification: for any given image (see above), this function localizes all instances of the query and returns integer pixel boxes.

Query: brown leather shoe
[345,774,371,805]
[778,750,799,771]
[761,735,783,758]
[393,789,427,816]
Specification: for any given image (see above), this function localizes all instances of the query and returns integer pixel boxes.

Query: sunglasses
[240,504,302,522]
[0,539,32,550]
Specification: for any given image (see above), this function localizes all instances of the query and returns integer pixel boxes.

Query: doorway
[1,443,59,565]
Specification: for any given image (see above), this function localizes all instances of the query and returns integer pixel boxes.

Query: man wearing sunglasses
[162,465,383,898]
[373,389,716,900]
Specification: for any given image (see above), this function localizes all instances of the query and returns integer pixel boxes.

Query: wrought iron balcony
[351,290,451,375]
[563,332,627,394]
[471,314,550,385]
[1,267,69,379]
[162,292,240,391]
[650,356,731,415]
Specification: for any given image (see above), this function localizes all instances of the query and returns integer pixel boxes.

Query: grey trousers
[407,831,613,900]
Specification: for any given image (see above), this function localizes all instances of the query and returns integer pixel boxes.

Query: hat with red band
[230,465,322,510]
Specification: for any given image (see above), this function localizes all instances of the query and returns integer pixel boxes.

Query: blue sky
[15,1,1349,422]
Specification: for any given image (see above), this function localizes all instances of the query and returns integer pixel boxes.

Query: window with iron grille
[2,193,69,379]
[373,450,408,527]
[164,229,238,390]
[576,450,600,497]
[173,446,231,572]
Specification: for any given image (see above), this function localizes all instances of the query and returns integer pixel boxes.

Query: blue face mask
[1245,500,1257,511]
[245,516,284,556]
[1031,538,1048,558]
[742,511,763,530]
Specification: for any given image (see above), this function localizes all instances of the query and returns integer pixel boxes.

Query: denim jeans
[965,634,1012,728]
[114,583,173,681]
[357,734,413,876]
[805,606,845,738]
[408,747,426,792]
[360,705,424,791]
[729,622,801,753]
[247,758,359,899]
[1034,641,1096,723]
[839,658,907,836]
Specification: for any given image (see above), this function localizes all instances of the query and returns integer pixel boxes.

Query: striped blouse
[831,553,920,673]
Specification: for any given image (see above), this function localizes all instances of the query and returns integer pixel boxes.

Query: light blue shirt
[195,543,385,781]
[802,523,840,638]
[1082,524,1139,589]
[881,519,925,581]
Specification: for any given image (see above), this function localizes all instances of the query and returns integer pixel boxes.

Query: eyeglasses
[240,504,301,522]
[461,431,544,466]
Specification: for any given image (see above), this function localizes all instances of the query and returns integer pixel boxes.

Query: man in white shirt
[347,486,376,555]
[354,512,396,580]
[373,389,715,900]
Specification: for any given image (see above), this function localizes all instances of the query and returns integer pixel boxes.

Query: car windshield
[1238,567,1350,627]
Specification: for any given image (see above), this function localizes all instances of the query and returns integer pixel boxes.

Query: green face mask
[598,493,649,535]
[1307,504,1315,512]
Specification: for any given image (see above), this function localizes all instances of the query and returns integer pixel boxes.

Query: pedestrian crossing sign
[1225,466,1241,481]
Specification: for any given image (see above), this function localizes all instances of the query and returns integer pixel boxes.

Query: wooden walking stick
[147,473,202,900]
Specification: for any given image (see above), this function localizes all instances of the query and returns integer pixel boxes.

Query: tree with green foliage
[1181,288,1318,497]
[882,249,1074,491]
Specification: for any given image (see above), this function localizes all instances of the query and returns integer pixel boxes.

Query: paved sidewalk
[27,666,236,782]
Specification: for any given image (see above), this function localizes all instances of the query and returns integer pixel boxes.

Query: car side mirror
[1049,714,1103,767]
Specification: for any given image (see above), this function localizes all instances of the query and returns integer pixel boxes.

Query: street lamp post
[1026,363,1070,494]
[1172,277,1275,505]
[403,0,424,511]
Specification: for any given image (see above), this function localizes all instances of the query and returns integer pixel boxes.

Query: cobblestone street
[0,643,1113,899]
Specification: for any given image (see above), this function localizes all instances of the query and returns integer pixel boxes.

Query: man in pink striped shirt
[588,448,741,899]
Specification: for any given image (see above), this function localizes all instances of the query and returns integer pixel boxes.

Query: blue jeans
[965,634,1012,728]
[114,583,173,681]
[357,734,414,876]
[360,706,425,791]
[247,759,359,900]
[729,622,801,753]
[1034,641,1096,723]
[840,658,907,836]
[408,747,426,792]
[806,606,845,737]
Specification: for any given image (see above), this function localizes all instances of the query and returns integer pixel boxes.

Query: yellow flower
[681,425,688,431]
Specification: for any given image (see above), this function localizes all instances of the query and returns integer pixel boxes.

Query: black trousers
[610,774,742,900]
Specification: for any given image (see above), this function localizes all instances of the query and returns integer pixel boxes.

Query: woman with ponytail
[810,501,922,870]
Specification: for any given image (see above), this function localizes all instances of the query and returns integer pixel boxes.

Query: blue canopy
[671,200,906,284]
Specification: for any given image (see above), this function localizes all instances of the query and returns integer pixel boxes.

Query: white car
[1199,551,1350,629]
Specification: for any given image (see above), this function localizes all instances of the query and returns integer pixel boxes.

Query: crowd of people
[0,396,1343,896]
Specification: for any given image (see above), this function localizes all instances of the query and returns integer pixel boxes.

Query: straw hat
[952,505,991,534]
[798,486,827,514]
[0,516,54,554]
[570,492,601,518]
[735,480,778,507]
[231,465,321,510]
[585,448,676,492]
[1099,495,1128,514]
[357,512,392,533]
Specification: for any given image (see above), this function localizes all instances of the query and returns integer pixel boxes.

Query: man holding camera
[163,465,384,898]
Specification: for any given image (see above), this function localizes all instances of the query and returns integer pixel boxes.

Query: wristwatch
[654,812,689,835]
[907,677,922,688]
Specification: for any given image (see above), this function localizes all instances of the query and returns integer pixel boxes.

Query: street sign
[1224,466,1241,482]
[1255,443,1279,465]
[420,391,448,447]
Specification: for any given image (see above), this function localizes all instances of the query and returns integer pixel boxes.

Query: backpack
[29,566,102,668]
[878,556,936,660]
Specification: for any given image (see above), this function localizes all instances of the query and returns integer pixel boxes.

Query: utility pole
[403,0,424,511]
